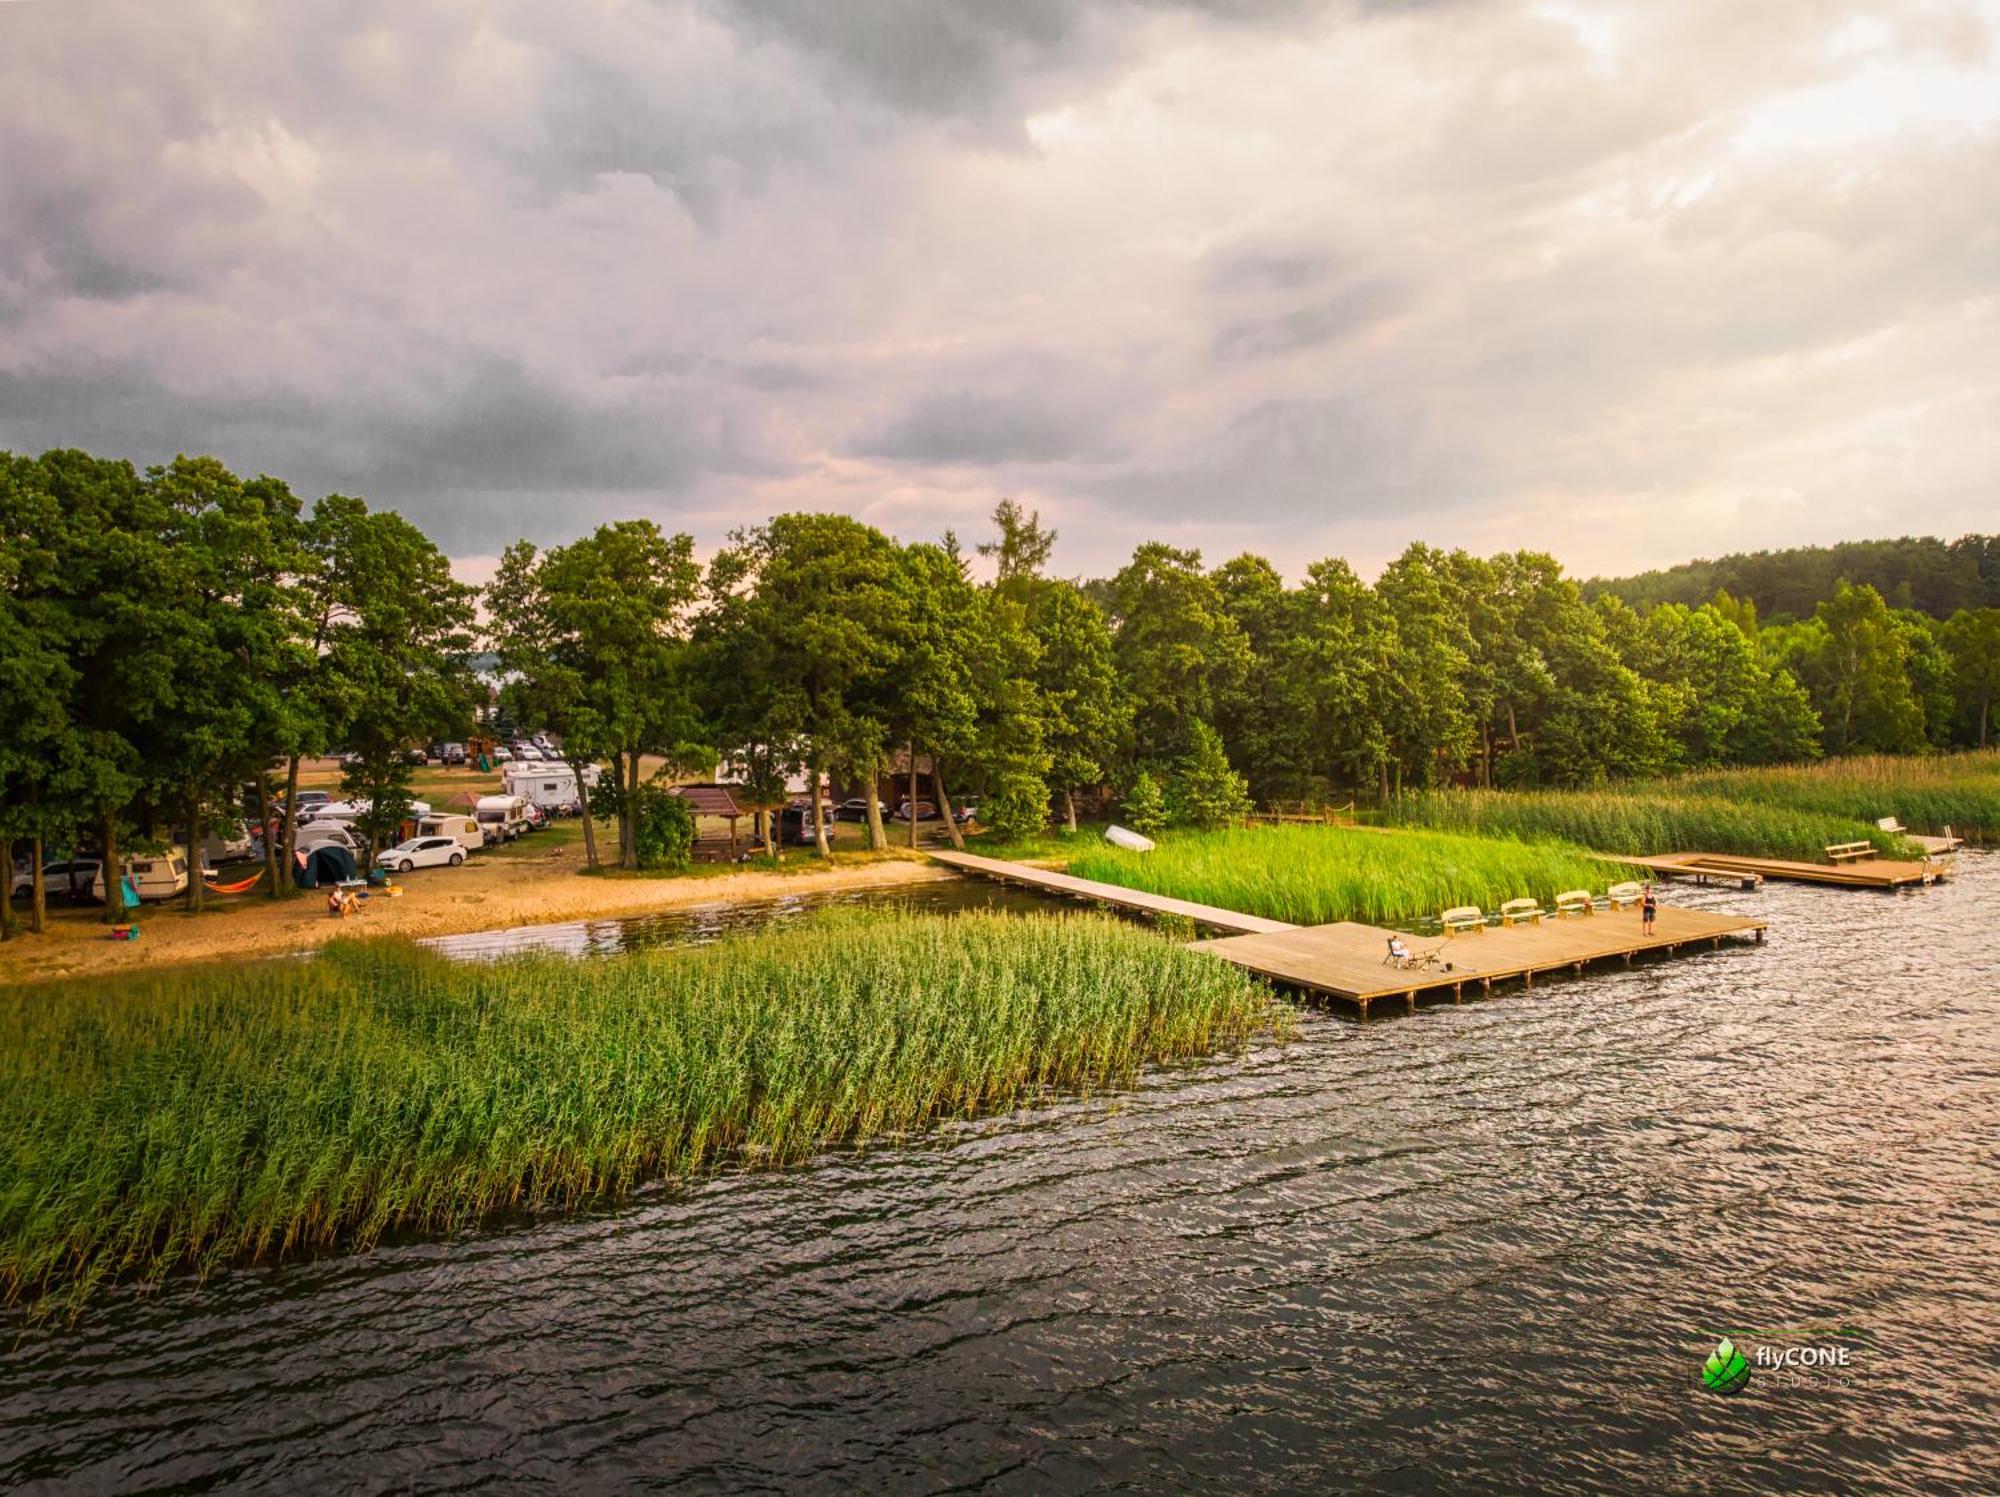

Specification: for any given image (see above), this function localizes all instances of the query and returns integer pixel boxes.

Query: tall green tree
[1026,579,1127,831]
[489,522,704,870]
[711,514,904,858]
[1375,544,1476,793]
[1107,543,1250,770]
[1940,608,2000,747]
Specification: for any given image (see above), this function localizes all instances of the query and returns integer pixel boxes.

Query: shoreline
[1,852,952,987]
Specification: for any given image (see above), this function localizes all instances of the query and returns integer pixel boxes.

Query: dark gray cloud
[1,0,1995,578]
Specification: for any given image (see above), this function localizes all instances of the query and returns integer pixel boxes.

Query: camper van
[15,851,191,903]
[416,814,487,853]
[474,794,532,844]
[501,764,586,815]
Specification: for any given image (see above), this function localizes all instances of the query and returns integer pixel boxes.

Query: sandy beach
[1,846,950,986]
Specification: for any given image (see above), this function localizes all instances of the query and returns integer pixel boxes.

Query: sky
[2,0,1996,587]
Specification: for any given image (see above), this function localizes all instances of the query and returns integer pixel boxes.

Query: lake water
[3,857,1995,1493]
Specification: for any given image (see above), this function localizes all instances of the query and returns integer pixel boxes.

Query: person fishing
[1386,934,1412,967]
[1640,882,1658,934]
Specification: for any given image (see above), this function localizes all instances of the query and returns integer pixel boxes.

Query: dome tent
[293,845,357,889]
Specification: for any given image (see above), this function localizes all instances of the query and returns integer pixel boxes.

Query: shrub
[1121,771,1168,837]
[1167,720,1254,829]
[632,783,696,869]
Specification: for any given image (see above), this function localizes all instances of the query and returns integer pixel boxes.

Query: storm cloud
[2,0,1995,574]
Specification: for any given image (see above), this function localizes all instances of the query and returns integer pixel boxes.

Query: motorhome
[416,814,487,852]
[501,763,587,814]
[474,794,532,843]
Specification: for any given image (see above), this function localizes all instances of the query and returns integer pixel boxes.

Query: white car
[375,835,467,873]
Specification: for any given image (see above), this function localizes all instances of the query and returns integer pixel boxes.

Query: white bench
[1500,897,1546,927]
[1606,881,1643,910]
[1440,905,1485,934]
[1555,889,1594,917]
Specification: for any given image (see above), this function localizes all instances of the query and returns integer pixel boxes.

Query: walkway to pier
[1612,850,1945,889]
[926,850,1297,936]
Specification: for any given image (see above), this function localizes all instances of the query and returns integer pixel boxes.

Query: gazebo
[667,783,749,859]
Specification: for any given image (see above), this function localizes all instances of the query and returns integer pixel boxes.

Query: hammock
[203,867,267,895]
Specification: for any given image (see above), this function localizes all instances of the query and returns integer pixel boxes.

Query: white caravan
[474,794,532,843]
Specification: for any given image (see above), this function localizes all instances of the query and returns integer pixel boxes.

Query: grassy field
[1668,753,1999,841]
[1383,787,1915,862]
[0,912,1286,1313]
[1067,824,1629,927]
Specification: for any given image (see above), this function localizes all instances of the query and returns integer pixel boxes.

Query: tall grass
[1385,788,1913,861]
[1669,752,2000,841]
[1067,824,1628,927]
[0,912,1286,1314]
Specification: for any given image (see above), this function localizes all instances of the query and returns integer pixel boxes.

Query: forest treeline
[3,448,1998,928]
[1586,534,2000,621]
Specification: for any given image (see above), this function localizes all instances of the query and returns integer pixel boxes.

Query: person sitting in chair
[1386,934,1412,967]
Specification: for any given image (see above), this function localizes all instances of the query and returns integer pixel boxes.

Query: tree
[318,504,477,855]
[1166,719,1252,829]
[1120,770,1168,837]
[1783,583,1927,754]
[489,522,704,870]
[964,587,1049,843]
[711,515,904,858]
[1107,543,1251,769]
[977,498,1056,603]
[895,540,983,850]
[1026,580,1127,831]
[1941,608,2000,747]
[1375,544,1476,793]
[0,453,87,937]
[1210,554,1319,805]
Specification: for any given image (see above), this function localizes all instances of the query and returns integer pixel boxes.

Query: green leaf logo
[1702,1336,1751,1394]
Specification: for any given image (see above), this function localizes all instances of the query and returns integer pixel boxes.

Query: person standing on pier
[1640,883,1658,934]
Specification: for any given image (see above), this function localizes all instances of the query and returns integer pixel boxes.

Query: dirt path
[2,849,951,986]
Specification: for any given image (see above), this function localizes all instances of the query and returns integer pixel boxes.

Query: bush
[632,783,696,869]
[1121,771,1168,836]
[1167,720,1253,829]
[979,768,1050,844]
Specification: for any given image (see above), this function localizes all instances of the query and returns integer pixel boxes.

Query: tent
[293,844,358,889]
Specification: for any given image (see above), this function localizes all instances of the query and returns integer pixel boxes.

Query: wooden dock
[1194,905,1768,1013]
[1613,850,1946,890]
[926,850,1298,936]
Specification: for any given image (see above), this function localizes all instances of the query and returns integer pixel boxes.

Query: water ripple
[3,858,1997,1494]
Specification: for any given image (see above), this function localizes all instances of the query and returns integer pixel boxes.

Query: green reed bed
[1067,824,1628,928]
[1385,787,1914,862]
[0,912,1287,1314]
[1668,752,2000,841]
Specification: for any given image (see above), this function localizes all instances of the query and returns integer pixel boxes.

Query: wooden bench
[1605,881,1642,909]
[1825,841,1878,863]
[1875,817,1906,835]
[1500,897,1546,927]
[1440,905,1485,934]
[1555,889,1594,917]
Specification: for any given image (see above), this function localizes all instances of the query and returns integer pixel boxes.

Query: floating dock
[1193,906,1767,1013]
[1611,850,1946,890]
[930,851,1767,1013]
[926,849,1298,936]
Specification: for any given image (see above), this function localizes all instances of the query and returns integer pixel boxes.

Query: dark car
[837,798,886,823]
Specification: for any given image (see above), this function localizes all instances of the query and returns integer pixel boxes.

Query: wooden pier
[931,850,1768,1013]
[1195,905,1768,1013]
[1610,850,1946,890]
[926,849,1298,936]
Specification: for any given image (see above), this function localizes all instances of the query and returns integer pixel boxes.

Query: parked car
[11,858,104,902]
[892,799,937,822]
[439,742,468,766]
[289,790,332,815]
[952,799,980,826]
[375,836,467,873]
[837,797,888,823]
[488,746,513,763]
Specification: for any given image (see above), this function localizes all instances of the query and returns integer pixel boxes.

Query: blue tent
[293,845,358,889]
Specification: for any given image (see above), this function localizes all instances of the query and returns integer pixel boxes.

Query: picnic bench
[1825,840,1878,864]
[1440,904,1485,934]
